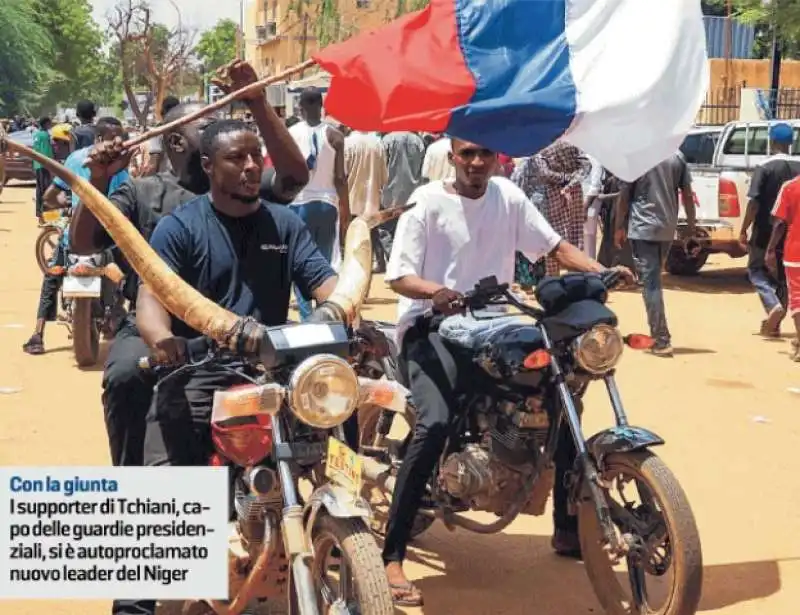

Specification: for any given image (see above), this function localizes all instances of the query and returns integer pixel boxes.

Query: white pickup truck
[674,119,800,275]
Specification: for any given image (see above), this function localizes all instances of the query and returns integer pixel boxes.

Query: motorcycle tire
[310,515,393,615]
[72,298,100,367]
[357,405,435,540]
[35,227,61,274]
[578,451,703,615]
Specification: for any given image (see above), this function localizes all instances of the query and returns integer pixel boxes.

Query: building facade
[245,0,401,77]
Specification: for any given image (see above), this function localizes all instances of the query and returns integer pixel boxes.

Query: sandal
[22,335,45,355]
[390,582,424,607]
[791,339,800,362]
[759,319,781,339]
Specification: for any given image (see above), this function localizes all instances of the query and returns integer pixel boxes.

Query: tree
[710,0,800,58]
[195,19,238,72]
[31,0,109,110]
[0,0,56,116]
[108,0,195,127]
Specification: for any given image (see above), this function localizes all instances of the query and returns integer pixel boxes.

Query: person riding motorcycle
[382,137,633,606]
[124,119,337,615]
[69,61,310,475]
[22,117,129,356]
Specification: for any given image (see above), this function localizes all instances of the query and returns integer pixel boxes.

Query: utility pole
[767,0,782,118]
[299,13,310,78]
[238,0,245,60]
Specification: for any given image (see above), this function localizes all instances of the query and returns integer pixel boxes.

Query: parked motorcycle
[36,208,69,274]
[48,250,127,366]
[358,272,703,615]
[138,322,402,615]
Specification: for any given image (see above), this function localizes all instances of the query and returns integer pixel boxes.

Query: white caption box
[0,467,228,600]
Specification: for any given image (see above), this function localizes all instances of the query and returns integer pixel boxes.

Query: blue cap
[769,122,794,144]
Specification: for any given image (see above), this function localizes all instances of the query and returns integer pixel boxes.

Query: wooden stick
[123,58,317,150]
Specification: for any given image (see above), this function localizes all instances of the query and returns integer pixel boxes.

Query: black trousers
[382,319,577,564]
[102,317,156,467]
[35,167,51,218]
[36,242,65,321]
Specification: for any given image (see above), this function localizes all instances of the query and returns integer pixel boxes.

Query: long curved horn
[310,204,414,323]
[2,139,255,350]
[1,137,411,355]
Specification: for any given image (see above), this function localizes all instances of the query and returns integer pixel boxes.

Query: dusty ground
[0,182,799,614]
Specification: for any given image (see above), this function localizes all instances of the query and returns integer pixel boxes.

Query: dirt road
[1,183,799,615]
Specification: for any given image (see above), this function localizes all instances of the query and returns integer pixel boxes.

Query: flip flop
[390,582,424,607]
[22,336,45,355]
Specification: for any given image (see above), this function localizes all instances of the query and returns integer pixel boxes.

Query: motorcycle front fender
[303,484,372,545]
[585,425,665,469]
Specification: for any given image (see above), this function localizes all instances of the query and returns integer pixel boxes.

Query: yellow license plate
[42,210,62,223]
[325,437,363,495]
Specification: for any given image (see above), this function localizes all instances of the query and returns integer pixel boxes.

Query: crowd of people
[6,55,800,609]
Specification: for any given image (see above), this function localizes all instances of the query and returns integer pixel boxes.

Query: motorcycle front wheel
[578,451,702,615]
[36,226,60,274]
[311,515,393,615]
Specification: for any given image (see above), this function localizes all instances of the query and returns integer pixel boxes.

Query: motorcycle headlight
[573,324,624,375]
[288,354,359,429]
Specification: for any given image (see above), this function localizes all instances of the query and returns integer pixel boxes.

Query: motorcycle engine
[234,466,283,552]
[438,396,549,516]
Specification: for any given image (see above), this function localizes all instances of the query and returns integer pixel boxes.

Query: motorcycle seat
[438,313,530,352]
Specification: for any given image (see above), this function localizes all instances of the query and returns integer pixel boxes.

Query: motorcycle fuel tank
[475,323,546,385]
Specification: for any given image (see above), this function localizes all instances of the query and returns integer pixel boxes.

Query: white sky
[90,0,242,32]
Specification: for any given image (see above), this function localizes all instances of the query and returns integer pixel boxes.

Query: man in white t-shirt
[421,133,455,183]
[382,137,632,606]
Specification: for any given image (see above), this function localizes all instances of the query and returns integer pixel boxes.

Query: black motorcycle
[358,272,703,615]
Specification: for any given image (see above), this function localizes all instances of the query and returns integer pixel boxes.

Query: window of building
[356,0,370,8]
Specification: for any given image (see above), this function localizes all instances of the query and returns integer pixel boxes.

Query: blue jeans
[290,201,338,320]
[631,239,671,346]
[747,244,786,314]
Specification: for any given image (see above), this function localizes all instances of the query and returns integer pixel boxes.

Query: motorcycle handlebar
[422,270,623,319]
[137,336,212,371]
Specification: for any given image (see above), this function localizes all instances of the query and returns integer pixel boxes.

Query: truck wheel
[665,246,708,276]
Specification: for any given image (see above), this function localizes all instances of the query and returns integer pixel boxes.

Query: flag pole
[122,59,316,150]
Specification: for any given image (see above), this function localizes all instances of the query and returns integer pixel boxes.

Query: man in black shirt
[70,61,309,472]
[71,100,97,151]
[121,120,336,615]
[740,122,800,337]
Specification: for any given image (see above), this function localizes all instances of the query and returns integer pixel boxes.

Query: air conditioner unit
[256,20,278,42]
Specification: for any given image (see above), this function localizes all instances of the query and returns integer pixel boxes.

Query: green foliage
[30,0,108,110]
[396,0,429,14]
[316,0,341,47]
[0,0,56,115]
[710,0,800,58]
[0,0,121,116]
[195,19,239,71]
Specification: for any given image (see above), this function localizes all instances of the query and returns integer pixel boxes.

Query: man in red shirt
[767,177,800,361]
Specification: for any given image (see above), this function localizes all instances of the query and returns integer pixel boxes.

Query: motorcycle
[357,271,703,615]
[48,250,127,367]
[36,208,70,274]
[138,321,405,615]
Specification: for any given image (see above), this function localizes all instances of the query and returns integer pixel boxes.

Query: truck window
[722,126,769,155]
[680,133,719,164]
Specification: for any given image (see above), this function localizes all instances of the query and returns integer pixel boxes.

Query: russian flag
[313,0,709,181]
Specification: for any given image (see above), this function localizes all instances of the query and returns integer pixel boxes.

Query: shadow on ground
[392,528,783,615]
[662,268,751,295]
